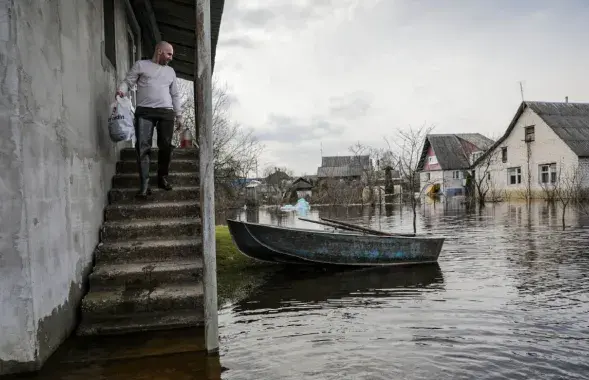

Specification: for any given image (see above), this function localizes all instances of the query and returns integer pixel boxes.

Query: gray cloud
[221,0,355,32]
[218,36,257,49]
[256,114,346,143]
[328,92,373,120]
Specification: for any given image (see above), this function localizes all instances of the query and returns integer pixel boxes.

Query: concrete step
[108,186,199,204]
[95,238,201,264]
[88,259,203,290]
[76,310,203,336]
[80,284,203,316]
[119,147,198,161]
[100,218,200,241]
[104,201,200,221]
[112,172,199,188]
[116,159,198,174]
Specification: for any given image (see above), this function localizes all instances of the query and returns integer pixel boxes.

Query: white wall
[443,170,465,191]
[420,170,444,193]
[475,107,579,198]
[420,170,466,196]
[0,0,138,374]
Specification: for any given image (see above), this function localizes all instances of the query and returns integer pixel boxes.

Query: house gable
[418,133,493,172]
[473,102,580,193]
[422,144,442,171]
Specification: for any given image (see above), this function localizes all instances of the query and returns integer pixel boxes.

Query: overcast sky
[212,0,589,176]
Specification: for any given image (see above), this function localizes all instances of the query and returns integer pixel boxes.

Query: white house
[472,101,589,199]
[417,134,495,197]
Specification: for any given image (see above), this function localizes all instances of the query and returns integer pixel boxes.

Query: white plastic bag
[108,96,135,142]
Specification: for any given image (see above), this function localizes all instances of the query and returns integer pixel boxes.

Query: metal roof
[473,101,589,166]
[317,166,364,178]
[317,155,371,178]
[321,155,370,167]
[134,0,225,80]
[528,102,589,157]
[417,133,494,171]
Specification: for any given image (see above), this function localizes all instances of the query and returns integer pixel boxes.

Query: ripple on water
[219,203,589,380]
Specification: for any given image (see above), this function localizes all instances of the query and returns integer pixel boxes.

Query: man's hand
[116,90,125,98]
[175,118,183,132]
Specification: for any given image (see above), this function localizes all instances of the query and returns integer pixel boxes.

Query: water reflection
[22,201,589,379]
[218,201,589,380]
[234,264,444,313]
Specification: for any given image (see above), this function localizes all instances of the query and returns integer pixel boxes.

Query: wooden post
[195,0,219,355]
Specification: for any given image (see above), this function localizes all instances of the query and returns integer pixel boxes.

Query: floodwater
[11,200,589,379]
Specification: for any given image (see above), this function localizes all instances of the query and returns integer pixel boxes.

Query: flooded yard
[13,201,589,379]
[218,201,589,379]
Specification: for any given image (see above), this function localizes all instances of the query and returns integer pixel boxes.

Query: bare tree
[263,166,294,205]
[554,163,586,230]
[348,141,381,206]
[177,79,264,209]
[472,150,501,207]
[384,124,435,234]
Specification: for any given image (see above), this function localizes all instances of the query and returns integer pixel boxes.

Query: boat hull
[226,219,309,264]
[227,219,445,266]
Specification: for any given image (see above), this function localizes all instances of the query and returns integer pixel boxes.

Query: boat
[226,219,445,267]
[226,218,310,264]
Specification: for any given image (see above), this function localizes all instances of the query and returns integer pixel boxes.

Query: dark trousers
[134,107,175,184]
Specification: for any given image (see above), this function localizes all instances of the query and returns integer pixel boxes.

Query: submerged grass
[215,225,280,305]
[215,225,262,273]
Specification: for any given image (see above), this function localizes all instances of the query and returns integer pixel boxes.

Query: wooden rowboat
[226,219,445,267]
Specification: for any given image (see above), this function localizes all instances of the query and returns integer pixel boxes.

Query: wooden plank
[195,0,219,355]
[169,59,193,78]
[152,0,196,30]
[132,0,162,48]
[172,44,195,63]
[159,24,195,47]
[156,0,194,6]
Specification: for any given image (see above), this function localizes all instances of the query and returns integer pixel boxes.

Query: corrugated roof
[317,166,363,178]
[417,133,494,171]
[473,101,589,166]
[318,155,371,178]
[527,102,589,157]
[321,155,370,167]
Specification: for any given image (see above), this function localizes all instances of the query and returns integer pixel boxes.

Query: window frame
[507,167,522,185]
[539,163,557,185]
[525,125,535,142]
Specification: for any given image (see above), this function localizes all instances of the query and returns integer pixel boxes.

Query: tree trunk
[412,199,417,235]
[562,204,567,230]
[478,191,485,208]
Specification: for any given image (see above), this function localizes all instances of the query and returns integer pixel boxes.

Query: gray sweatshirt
[118,59,182,119]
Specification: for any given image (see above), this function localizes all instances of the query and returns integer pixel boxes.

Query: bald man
[117,41,182,197]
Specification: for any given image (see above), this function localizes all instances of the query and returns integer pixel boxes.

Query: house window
[539,163,557,184]
[508,167,522,185]
[103,0,116,68]
[525,126,535,142]
[428,156,438,165]
[452,171,462,179]
[501,147,507,163]
[423,172,431,181]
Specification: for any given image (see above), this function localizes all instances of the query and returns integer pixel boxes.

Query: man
[117,41,182,197]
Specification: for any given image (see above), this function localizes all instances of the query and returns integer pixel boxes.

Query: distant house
[317,155,372,181]
[266,170,291,185]
[417,133,495,197]
[290,177,314,199]
[472,101,589,198]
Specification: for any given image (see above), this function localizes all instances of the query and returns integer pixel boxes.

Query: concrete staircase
[77,147,204,335]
